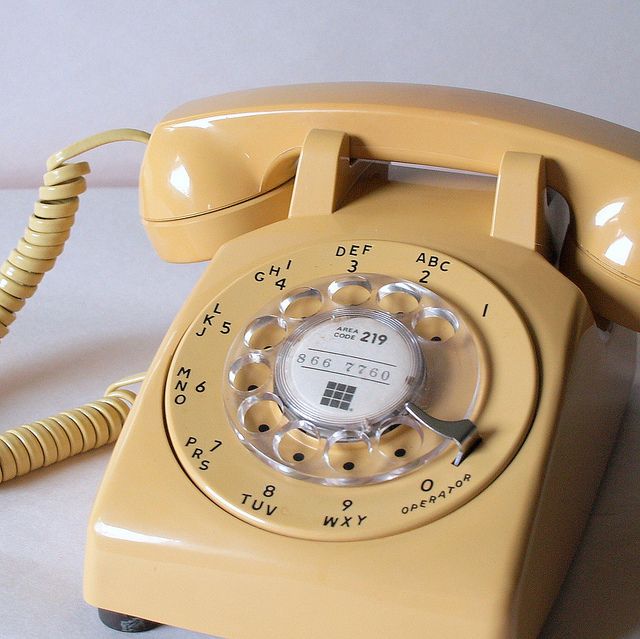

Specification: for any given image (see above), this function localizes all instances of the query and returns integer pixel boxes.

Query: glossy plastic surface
[87,161,637,638]
[140,83,640,329]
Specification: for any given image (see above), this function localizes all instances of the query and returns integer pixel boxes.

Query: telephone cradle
[2,83,640,639]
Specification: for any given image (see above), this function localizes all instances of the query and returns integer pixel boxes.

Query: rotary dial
[223,274,480,486]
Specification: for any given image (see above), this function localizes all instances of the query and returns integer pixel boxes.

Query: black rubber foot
[98,608,161,633]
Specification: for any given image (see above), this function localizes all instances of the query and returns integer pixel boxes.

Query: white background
[1,2,639,639]
[1,2,640,188]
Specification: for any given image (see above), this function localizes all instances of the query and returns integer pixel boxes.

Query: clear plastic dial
[223,273,480,486]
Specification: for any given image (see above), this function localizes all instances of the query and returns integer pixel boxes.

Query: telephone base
[85,144,638,637]
[97,609,161,633]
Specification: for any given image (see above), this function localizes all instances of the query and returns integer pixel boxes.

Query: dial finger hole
[413,308,458,343]
[238,393,286,435]
[244,315,287,350]
[377,282,422,314]
[323,430,373,474]
[229,353,271,393]
[376,420,424,460]
[273,420,322,465]
[280,288,323,320]
[328,276,372,306]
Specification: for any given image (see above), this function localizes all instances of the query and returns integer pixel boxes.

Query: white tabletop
[0,187,638,639]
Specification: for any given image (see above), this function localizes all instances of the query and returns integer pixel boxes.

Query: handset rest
[140,83,640,330]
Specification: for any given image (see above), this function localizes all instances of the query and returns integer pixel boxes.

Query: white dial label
[275,309,424,428]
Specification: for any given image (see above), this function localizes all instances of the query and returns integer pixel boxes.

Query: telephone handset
[1,84,639,638]
[140,83,640,328]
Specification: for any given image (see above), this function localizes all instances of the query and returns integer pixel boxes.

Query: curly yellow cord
[0,130,151,482]
[0,129,150,340]
[0,373,145,483]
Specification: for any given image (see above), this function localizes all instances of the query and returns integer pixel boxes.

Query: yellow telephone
[1,83,639,639]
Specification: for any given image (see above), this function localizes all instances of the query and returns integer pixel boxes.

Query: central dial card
[276,308,424,428]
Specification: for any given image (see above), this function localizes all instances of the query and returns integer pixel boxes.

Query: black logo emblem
[320,381,356,410]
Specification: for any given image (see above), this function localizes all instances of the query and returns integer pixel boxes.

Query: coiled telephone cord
[0,130,150,483]
[0,373,145,484]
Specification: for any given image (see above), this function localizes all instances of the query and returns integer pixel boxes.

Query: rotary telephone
[1,84,639,639]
